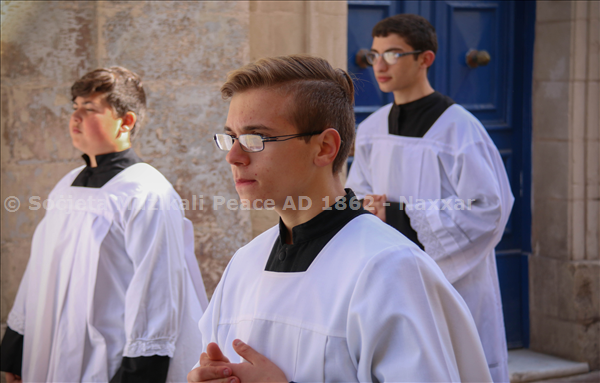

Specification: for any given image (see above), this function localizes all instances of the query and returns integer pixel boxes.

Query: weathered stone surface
[532,198,569,260]
[97,1,249,83]
[1,162,79,241]
[0,1,97,84]
[1,239,30,323]
[4,86,79,163]
[533,21,572,82]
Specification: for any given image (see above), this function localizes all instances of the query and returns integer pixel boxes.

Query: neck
[392,79,435,105]
[276,172,346,244]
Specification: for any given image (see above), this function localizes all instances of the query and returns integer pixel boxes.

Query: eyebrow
[370,47,407,53]
[72,100,97,107]
[223,124,274,134]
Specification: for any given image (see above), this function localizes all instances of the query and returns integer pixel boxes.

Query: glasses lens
[214,134,234,151]
[365,52,377,66]
[382,51,399,65]
[239,134,264,152]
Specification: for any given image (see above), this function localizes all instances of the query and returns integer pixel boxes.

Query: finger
[201,353,230,368]
[207,342,230,362]
[232,339,266,365]
[187,365,237,383]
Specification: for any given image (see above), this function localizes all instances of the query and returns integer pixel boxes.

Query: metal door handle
[466,49,491,68]
[355,49,371,69]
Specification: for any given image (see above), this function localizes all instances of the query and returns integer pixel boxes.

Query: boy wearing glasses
[187,55,492,383]
[0,67,208,383]
[346,14,513,382]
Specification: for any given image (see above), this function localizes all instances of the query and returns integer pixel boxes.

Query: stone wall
[0,0,253,322]
[531,0,600,369]
[0,0,347,327]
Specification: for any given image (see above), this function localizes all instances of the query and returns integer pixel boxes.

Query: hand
[228,339,287,383]
[188,343,239,383]
[365,194,387,222]
[5,372,22,383]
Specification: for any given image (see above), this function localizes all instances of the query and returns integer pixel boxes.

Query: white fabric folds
[8,163,207,382]
[346,103,514,382]
[197,215,492,382]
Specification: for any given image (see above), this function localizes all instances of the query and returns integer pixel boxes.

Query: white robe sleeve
[121,192,188,358]
[406,141,511,283]
[347,247,492,383]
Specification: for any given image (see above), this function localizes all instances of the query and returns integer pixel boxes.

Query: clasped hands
[187,339,287,383]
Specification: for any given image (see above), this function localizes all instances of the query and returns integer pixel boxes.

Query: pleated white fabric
[8,163,207,382]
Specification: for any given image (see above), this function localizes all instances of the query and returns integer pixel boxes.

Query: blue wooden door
[348,0,535,348]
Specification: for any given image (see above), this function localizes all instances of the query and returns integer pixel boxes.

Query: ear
[313,128,341,168]
[117,112,137,136]
[421,50,436,69]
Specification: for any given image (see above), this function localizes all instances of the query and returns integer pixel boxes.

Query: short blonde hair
[221,55,355,173]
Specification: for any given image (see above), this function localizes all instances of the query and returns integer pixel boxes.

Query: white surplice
[197,214,492,382]
[8,163,208,383]
[346,103,514,382]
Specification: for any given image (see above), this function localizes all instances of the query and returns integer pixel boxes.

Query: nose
[225,139,250,166]
[71,109,82,123]
[373,56,389,72]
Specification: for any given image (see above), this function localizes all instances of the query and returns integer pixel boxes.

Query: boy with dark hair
[187,55,492,382]
[346,14,513,382]
[0,66,208,383]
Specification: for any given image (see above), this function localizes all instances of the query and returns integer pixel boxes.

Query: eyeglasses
[214,131,322,153]
[365,50,423,66]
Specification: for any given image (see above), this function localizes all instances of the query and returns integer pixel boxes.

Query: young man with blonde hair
[188,55,492,383]
[346,14,513,382]
[1,67,208,383]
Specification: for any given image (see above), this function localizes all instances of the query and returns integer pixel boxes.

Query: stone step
[509,349,590,382]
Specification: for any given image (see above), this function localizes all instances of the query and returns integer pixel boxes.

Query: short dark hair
[372,14,438,58]
[221,55,355,174]
[71,66,147,139]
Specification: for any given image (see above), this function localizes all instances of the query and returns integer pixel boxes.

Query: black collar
[72,148,142,188]
[388,91,454,137]
[265,189,369,272]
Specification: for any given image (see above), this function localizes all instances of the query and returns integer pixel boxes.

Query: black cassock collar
[265,189,369,273]
[72,148,142,188]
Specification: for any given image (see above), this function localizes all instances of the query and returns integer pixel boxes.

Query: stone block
[556,261,600,321]
[312,1,347,16]
[532,198,569,259]
[532,81,569,141]
[585,199,599,260]
[250,1,304,14]
[530,312,600,370]
[573,1,589,21]
[0,1,97,83]
[532,140,569,199]
[536,1,573,23]
[250,11,305,60]
[573,19,589,81]
[5,86,80,164]
[533,22,572,81]
[97,2,249,83]
[530,256,559,316]
[307,13,348,69]
[1,239,31,323]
